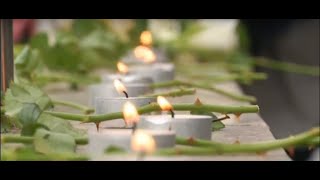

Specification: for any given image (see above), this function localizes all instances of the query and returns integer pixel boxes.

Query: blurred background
[12,19,320,160]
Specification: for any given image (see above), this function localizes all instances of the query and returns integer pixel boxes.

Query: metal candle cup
[129,62,175,83]
[94,97,156,114]
[138,114,213,140]
[122,47,169,64]
[101,74,153,85]
[88,128,175,157]
[88,83,153,106]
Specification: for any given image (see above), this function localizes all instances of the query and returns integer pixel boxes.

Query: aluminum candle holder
[94,96,156,114]
[88,83,153,106]
[101,74,153,85]
[129,62,175,83]
[88,129,175,157]
[138,114,213,140]
[122,47,169,64]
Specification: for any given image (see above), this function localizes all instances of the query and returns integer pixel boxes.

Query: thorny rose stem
[150,80,257,103]
[44,103,259,123]
[155,127,320,156]
[52,100,94,114]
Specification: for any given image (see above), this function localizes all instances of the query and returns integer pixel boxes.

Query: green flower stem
[34,73,101,85]
[52,100,94,114]
[1,134,89,145]
[254,57,320,76]
[44,103,259,123]
[306,136,320,146]
[151,80,256,103]
[1,148,89,161]
[1,135,33,144]
[177,69,268,83]
[156,128,320,156]
[142,88,196,98]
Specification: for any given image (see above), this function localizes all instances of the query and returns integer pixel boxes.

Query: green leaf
[18,103,50,136]
[20,123,41,136]
[72,19,106,37]
[15,46,31,68]
[34,128,76,154]
[15,46,41,73]
[105,145,126,154]
[1,114,20,133]
[30,33,49,50]
[212,121,225,131]
[55,31,79,46]
[38,113,86,139]
[18,103,41,126]
[4,83,53,118]
[79,30,116,51]
[10,82,31,98]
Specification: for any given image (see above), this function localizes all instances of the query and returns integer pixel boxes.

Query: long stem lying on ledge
[45,103,259,123]
[52,100,94,114]
[254,57,320,76]
[156,128,320,156]
[142,88,196,98]
[150,80,256,103]
[1,135,89,145]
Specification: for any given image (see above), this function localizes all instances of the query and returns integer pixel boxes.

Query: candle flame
[123,101,140,126]
[113,79,127,95]
[131,129,156,154]
[140,30,152,46]
[157,96,173,111]
[133,45,156,63]
[117,61,129,74]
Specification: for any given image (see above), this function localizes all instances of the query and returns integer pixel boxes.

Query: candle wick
[212,115,230,122]
[132,122,137,134]
[169,109,175,118]
[123,91,129,98]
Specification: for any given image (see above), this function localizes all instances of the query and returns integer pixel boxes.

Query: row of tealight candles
[86,31,213,159]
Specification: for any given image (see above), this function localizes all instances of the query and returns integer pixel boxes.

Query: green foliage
[4,83,52,118]
[72,19,106,37]
[18,103,49,136]
[34,128,76,154]
[3,83,86,138]
[212,121,226,131]
[38,113,86,139]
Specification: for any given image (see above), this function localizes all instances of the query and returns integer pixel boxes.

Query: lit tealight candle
[89,80,153,106]
[138,96,213,140]
[123,101,140,128]
[121,31,174,83]
[131,129,156,160]
[122,31,169,64]
[140,30,153,47]
[102,61,153,84]
[157,96,174,118]
[114,79,129,98]
[129,48,175,83]
[88,102,175,158]
[117,61,129,75]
